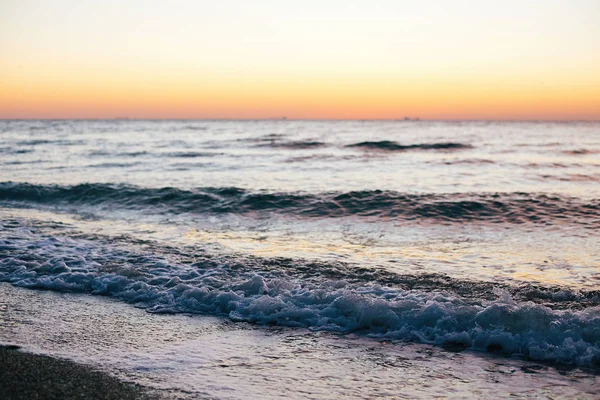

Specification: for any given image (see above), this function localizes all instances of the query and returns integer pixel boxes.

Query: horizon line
[1,117,599,123]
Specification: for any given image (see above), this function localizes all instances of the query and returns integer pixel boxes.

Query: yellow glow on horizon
[1,0,599,120]
[2,68,598,120]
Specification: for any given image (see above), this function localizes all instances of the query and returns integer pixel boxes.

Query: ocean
[0,120,598,398]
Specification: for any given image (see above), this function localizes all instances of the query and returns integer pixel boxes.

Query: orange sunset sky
[1,0,599,120]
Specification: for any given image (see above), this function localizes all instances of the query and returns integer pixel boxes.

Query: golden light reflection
[0,205,595,289]
[182,229,595,289]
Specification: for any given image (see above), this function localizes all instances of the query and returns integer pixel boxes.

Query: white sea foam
[1,227,599,367]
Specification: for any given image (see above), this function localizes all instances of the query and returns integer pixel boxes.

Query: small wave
[286,154,359,163]
[16,139,53,146]
[168,162,214,171]
[261,134,286,139]
[442,159,496,165]
[87,162,142,169]
[1,160,41,165]
[0,223,598,367]
[347,141,472,151]
[87,150,111,156]
[89,150,149,158]
[0,147,34,155]
[248,136,327,149]
[539,174,600,183]
[164,151,222,158]
[238,134,286,144]
[118,151,149,157]
[259,140,327,150]
[180,125,207,131]
[525,162,571,169]
[0,182,598,227]
[563,149,600,156]
[15,139,85,147]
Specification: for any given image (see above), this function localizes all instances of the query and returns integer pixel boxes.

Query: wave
[539,174,600,183]
[563,149,600,156]
[441,159,496,165]
[252,138,327,150]
[89,150,222,158]
[1,160,42,165]
[87,162,142,169]
[0,221,598,367]
[180,125,207,131]
[88,150,149,157]
[164,151,222,158]
[0,182,598,226]
[0,147,34,154]
[258,140,327,149]
[16,139,85,146]
[347,141,472,151]
[16,139,54,146]
[242,134,326,149]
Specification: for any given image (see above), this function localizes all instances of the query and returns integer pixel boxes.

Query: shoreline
[0,345,159,400]
[1,283,599,399]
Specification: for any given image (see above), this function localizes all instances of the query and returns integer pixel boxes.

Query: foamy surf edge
[1,232,598,367]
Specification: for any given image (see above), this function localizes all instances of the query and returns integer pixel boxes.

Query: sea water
[0,120,598,398]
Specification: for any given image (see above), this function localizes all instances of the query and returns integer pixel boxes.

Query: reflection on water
[3,205,598,290]
[1,120,599,396]
[1,120,599,196]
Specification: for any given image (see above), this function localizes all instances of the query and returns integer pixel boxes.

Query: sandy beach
[0,346,157,400]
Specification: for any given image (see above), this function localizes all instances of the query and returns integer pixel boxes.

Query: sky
[1,0,599,120]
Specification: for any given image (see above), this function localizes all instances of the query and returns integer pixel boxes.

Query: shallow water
[1,284,598,399]
[0,120,599,396]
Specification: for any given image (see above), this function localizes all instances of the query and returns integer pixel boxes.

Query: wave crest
[0,182,598,227]
[347,141,472,151]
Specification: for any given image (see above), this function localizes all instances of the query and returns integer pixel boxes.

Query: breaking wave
[0,220,598,367]
[0,182,598,227]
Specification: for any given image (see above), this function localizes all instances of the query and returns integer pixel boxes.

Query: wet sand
[0,346,158,400]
